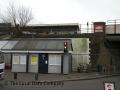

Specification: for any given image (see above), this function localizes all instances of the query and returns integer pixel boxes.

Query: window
[12,55,19,64]
[20,55,26,64]
[49,54,61,65]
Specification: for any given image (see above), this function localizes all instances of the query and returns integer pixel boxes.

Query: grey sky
[0,0,120,24]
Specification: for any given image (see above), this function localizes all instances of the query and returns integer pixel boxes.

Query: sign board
[31,55,38,65]
[94,25,104,32]
[93,22,105,33]
[104,82,115,90]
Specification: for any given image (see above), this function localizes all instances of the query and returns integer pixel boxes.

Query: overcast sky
[0,0,120,24]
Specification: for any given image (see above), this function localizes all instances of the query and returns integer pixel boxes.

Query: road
[0,76,120,90]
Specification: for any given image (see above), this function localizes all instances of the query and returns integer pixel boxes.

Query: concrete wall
[72,38,90,71]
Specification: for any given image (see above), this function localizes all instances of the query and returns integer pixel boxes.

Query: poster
[31,55,38,65]
[20,55,26,64]
[13,55,19,64]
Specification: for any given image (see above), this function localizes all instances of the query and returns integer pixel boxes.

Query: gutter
[1,50,64,54]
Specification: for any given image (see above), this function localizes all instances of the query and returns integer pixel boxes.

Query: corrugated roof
[2,39,72,51]
[0,41,8,50]
[2,41,18,50]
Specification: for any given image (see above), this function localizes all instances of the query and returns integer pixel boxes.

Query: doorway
[38,53,48,73]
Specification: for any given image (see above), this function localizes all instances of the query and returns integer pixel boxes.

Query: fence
[72,53,120,74]
[78,24,94,33]
[72,54,90,73]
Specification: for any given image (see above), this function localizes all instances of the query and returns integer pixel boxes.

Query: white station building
[0,38,73,74]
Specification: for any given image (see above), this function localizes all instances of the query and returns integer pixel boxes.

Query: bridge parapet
[106,24,120,34]
[105,20,120,34]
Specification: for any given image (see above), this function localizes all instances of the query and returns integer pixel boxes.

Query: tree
[18,6,33,27]
[0,3,33,36]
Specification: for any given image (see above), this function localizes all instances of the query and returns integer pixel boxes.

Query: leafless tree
[17,6,33,27]
[0,3,33,28]
[0,3,17,27]
[0,3,33,37]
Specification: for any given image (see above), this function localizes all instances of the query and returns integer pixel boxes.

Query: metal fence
[72,53,120,74]
[72,54,90,73]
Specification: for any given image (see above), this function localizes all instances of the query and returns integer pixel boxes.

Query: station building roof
[1,38,72,53]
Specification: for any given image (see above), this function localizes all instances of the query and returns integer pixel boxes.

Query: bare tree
[0,3,33,28]
[0,3,33,37]
[0,3,17,27]
[18,6,33,27]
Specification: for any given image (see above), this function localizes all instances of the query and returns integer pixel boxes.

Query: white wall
[71,38,90,71]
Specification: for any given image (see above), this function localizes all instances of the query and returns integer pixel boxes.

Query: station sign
[94,22,105,33]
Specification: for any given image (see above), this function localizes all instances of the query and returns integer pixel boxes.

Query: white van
[0,62,4,80]
[0,53,4,80]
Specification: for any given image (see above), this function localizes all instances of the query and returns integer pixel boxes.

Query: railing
[78,24,94,34]
[21,23,95,37]
[72,53,120,74]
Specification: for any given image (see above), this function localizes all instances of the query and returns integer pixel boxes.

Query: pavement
[3,70,120,82]
[0,34,11,40]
